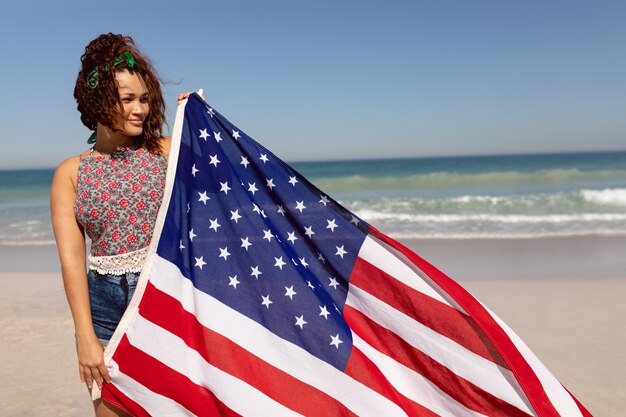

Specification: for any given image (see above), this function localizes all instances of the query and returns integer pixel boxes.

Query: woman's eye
[140,97,149,103]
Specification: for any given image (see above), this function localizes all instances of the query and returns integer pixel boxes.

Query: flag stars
[295,201,306,213]
[194,256,206,270]
[263,229,275,242]
[191,164,199,177]
[252,204,262,215]
[304,226,315,238]
[319,305,330,319]
[294,315,307,329]
[189,229,197,242]
[328,277,340,289]
[214,131,223,142]
[198,129,210,141]
[274,256,286,270]
[319,195,330,206]
[299,257,309,268]
[330,334,343,349]
[232,130,240,140]
[284,286,297,299]
[209,218,221,232]
[326,219,338,232]
[307,281,315,290]
[220,181,231,194]
[287,232,298,244]
[261,295,272,309]
[179,240,185,251]
[277,205,286,216]
[198,191,210,205]
[350,215,360,226]
[317,252,326,263]
[230,209,242,223]
[266,178,275,190]
[207,107,215,117]
[240,156,250,168]
[250,265,262,279]
[259,153,269,163]
[219,247,231,260]
[187,202,190,213]
[240,237,252,251]
[335,245,347,259]
[288,176,299,186]
[209,154,221,167]
[247,182,258,195]
[228,275,240,289]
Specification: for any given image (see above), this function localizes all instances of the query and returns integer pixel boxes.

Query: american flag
[100,93,592,416]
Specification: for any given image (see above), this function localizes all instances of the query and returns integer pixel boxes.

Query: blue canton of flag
[157,93,369,370]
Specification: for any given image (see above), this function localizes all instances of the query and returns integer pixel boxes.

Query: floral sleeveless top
[74,146,167,273]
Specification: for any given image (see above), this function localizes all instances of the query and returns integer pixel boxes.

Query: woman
[50,33,191,417]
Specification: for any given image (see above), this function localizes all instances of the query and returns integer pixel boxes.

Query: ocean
[2,151,626,245]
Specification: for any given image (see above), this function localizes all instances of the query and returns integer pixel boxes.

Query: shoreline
[5,233,626,280]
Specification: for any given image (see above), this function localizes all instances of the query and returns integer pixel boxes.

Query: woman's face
[113,69,149,137]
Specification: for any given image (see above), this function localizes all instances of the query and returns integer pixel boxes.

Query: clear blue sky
[1,0,625,169]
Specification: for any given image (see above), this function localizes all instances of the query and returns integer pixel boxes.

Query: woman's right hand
[76,333,111,391]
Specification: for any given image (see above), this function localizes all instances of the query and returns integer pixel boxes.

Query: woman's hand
[76,333,111,391]
[177,91,205,104]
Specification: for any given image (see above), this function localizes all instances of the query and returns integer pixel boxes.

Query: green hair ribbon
[86,51,136,89]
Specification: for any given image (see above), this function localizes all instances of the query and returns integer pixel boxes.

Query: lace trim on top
[88,246,148,275]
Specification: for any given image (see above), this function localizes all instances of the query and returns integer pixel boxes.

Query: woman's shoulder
[52,151,91,189]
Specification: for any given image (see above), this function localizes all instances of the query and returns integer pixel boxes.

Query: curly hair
[74,33,166,154]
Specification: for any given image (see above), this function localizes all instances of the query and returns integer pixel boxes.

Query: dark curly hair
[74,33,166,154]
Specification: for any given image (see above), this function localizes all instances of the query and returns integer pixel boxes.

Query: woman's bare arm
[50,156,110,390]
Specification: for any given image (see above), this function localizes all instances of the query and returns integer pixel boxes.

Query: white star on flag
[284,286,297,299]
[218,247,230,260]
[250,265,262,279]
[230,209,242,223]
[274,257,286,270]
[198,128,210,141]
[198,191,210,205]
[228,275,240,289]
[220,181,231,194]
[194,256,206,269]
[209,218,221,232]
[209,154,221,167]
[294,315,307,329]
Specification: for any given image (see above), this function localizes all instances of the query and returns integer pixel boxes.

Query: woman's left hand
[178,91,205,104]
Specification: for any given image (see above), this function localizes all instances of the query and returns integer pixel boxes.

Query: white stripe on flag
[346,286,532,414]
[352,332,489,417]
[484,304,583,417]
[108,360,196,417]
[127,314,304,417]
[149,255,408,417]
[359,235,464,310]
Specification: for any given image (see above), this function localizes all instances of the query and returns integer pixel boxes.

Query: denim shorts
[87,270,140,345]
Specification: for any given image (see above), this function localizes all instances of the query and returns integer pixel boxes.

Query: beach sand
[0,238,624,416]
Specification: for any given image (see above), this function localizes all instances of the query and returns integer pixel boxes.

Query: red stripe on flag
[344,346,440,417]
[137,281,360,417]
[345,304,533,417]
[102,382,150,417]
[369,226,563,417]
[351,256,508,368]
[113,335,233,417]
